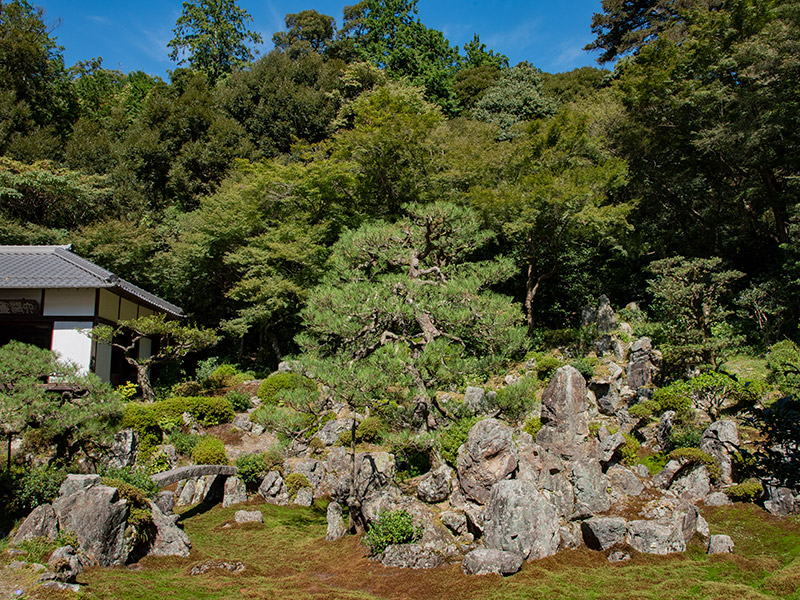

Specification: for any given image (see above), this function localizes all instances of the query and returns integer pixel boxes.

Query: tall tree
[585,0,724,63]
[168,0,263,84]
[342,0,460,109]
[0,0,76,159]
[272,9,336,59]
[296,201,528,431]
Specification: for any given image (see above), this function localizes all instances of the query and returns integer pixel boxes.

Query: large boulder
[596,295,617,333]
[699,421,740,485]
[668,465,711,502]
[53,483,129,566]
[462,548,523,576]
[571,457,610,518]
[607,465,644,499]
[763,485,797,516]
[326,502,347,541]
[379,544,444,569]
[708,534,734,554]
[625,520,686,555]
[536,366,589,455]
[147,501,191,557]
[516,436,574,519]
[457,419,518,505]
[627,337,660,390]
[581,517,627,551]
[222,476,247,508]
[483,480,560,560]
[416,465,454,504]
[322,448,395,503]
[13,504,58,543]
[258,471,289,505]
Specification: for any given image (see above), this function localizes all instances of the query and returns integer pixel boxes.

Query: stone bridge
[151,465,237,488]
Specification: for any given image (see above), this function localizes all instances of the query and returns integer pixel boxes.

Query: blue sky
[35,1,606,77]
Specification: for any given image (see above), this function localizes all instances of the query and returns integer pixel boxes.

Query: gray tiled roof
[0,245,183,317]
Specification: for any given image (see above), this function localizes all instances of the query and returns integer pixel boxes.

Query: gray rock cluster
[13,474,191,567]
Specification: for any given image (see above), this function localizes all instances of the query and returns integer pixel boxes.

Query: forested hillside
[1,0,798,371]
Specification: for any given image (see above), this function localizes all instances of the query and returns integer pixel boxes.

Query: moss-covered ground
[3,501,799,600]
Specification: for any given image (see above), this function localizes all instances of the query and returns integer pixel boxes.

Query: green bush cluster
[569,357,597,380]
[166,430,199,456]
[384,430,436,481]
[363,509,423,555]
[100,466,159,498]
[438,417,478,468]
[725,478,764,503]
[190,435,229,465]
[257,372,317,405]
[225,389,253,412]
[234,452,268,489]
[619,433,641,465]
[629,399,660,420]
[766,340,800,396]
[495,376,538,422]
[339,416,386,446]
[206,363,255,389]
[15,464,67,513]
[526,352,563,381]
[523,415,542,438]
[284,472,311,500]
[651,382,693,414]
[122,396,235,454]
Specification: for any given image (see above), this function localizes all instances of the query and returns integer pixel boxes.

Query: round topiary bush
[225,389,253,412]
[257,372,316,405]
[725,478,764,503]
[191,435,229,465]
[234,452,268,489]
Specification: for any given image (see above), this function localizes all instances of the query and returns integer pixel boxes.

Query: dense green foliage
[363,509,423,555]
[191,435,229,465]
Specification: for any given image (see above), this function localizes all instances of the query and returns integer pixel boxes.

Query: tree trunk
[130,361,155,403]
[347,417,365,534]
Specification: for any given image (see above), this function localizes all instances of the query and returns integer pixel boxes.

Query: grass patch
[68,502,800,600]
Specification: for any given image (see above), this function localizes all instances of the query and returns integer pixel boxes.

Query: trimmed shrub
[364,509,423,556]
[356,416,385,443]
[191,435,228,465]
[171,380,203,397]
[263,444,286,475]
[225,390,253,412]
[652,382,693,414]
[725,478,764,503]
[257,372,317,406]
[284,472,311,500]
[495,376,538,422]
[523,415,542,438]
[122,403,162,455]
[438,417,478,468]
[235,452,268,489]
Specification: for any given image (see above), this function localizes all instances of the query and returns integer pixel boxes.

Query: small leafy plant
[363,509,423,555]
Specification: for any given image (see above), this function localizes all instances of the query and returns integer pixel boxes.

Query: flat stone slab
[151,465,237,488]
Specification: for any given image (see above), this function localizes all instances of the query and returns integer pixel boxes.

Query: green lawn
[13,501,800,600]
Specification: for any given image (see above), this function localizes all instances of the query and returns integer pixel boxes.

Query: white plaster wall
[51,321,94,375]
[43,289,95,317]
[94,342,112,382]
